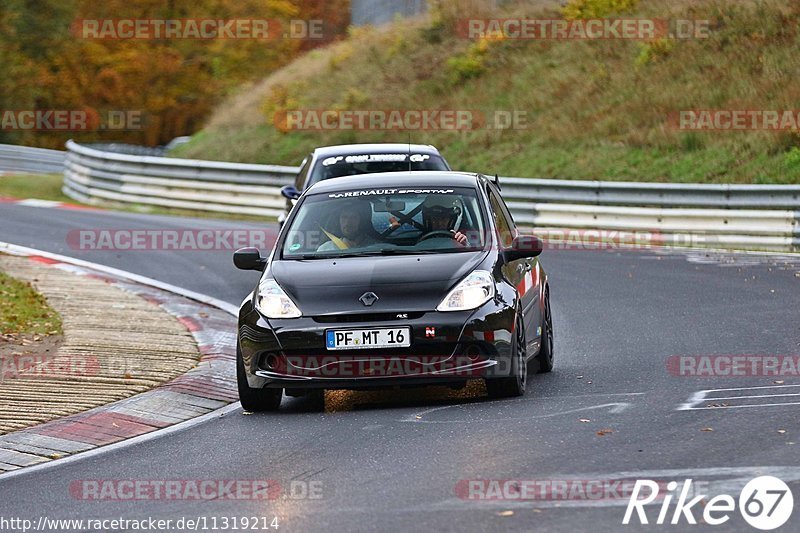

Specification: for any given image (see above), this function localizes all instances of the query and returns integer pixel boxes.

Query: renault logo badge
[359,292,379,306]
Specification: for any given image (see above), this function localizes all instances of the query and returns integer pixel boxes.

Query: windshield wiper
[335,250,414,258]
[331,249,444,258]
[284,251,415,260]
[287,249,473,260]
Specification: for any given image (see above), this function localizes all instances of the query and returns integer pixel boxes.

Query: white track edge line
[0,403,241,482]
[0,241,239,316]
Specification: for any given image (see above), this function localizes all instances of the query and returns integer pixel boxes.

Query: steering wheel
[417,230,457,242]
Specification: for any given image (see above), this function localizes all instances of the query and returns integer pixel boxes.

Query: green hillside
[174,0,800,184]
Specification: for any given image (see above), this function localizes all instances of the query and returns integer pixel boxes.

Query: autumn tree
[1,0,350,148]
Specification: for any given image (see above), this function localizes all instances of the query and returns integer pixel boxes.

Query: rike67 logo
[623,476,794,530]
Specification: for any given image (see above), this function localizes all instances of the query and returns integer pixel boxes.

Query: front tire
[237,345,282,412]
[486,314,527,399]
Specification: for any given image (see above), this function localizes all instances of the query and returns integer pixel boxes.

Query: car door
[487,184,539,351]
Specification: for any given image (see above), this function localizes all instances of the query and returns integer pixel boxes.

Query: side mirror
[234,247,266,271]
[280,185,301,200]
[503,235,543,262]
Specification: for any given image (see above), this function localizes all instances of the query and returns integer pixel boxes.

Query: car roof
[310,143,443,158]
[306,171,484,194]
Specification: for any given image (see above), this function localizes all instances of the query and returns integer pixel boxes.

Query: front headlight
[255,278,302,318]
[436,270,495,312]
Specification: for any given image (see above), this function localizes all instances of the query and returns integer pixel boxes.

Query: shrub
[563,0,639,20]
[635,39,675,66]
[446,38,492,83]
[784,147,800,170]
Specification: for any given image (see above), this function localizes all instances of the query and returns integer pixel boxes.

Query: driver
[318,202,376,251]
[419,195,468,245]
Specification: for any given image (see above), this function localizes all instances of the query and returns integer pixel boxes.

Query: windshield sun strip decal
[327,189,455,198]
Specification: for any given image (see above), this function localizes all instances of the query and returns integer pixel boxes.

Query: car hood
[270,252,487,315]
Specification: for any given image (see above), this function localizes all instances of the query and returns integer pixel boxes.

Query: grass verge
[0,264,62,336]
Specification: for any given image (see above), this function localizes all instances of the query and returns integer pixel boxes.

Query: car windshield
[307,153,448,187]
[281,187,486,259]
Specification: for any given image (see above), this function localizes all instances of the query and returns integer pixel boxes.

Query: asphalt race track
[1,203,799,532]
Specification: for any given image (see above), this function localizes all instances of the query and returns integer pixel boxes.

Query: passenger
[318,202,376,251]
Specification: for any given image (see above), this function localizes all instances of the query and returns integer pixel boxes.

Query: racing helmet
[421,194,461,231]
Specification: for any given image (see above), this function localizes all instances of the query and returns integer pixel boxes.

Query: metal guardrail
[0,144,66,175]
[501,178,799,251]
[61,140,800,252]
[499,177,800,210]
[64,140,296,217]
[87,143,168,157]
[351,0,428,26]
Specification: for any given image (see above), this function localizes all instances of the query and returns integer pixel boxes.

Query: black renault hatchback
[234,172,554,411]
[277,143,450,225]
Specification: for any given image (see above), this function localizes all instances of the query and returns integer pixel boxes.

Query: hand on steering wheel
[417,230,468,245]
[417,230,457,242]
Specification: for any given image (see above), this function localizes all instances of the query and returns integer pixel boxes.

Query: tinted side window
[296,156,310,189]
[490,183,516,227]
[488,188,515,248]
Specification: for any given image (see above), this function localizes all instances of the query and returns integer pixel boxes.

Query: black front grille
[281,340,471,358]
[311,312,425,323]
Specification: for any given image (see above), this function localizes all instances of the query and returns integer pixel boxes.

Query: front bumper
[238,300,515,390]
